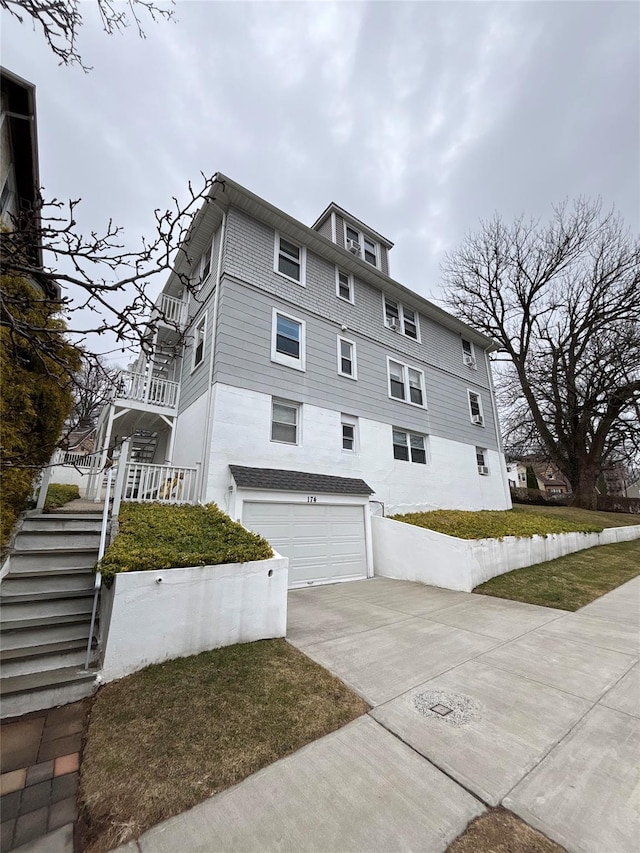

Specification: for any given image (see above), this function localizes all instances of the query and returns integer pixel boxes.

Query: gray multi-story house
[95,174,511,587]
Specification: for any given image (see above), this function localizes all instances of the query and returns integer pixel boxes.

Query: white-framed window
[271,399,300,445]
[387,358,426,407]
[337,336,357,379]
[336,268,354,303]
[345,223,378,267]
[274,232,306,285]
[271,309,306,371]
[518,471,526,484]
[341,414,358,453]
[393,429,428,464]
[476,447,490,475]
[383,296,419,340]
[191,313,207,371]
[468,390,484,425]
[462,339,476,369]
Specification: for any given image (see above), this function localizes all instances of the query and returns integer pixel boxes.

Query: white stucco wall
[47,465,94,496]
[201,383,511,514]
[372,516,640,592]
[99,552,288,682]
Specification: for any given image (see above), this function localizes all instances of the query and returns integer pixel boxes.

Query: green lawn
[511,503,639,529]
[79,640,368,853]
[474,538,640,610]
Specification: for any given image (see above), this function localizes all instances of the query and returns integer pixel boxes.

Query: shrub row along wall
[372,516,640,592]
[597,495,640,515]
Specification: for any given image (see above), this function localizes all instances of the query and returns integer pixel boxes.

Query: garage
[230,466,373,588]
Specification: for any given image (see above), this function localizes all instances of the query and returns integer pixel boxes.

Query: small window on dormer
[344,223,379,267]
[363,237,376,266]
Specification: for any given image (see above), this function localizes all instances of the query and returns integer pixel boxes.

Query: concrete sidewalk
[115,577,638,853]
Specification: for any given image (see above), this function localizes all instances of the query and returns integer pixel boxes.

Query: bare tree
[443,199,640,509]
[1,175,225,368]
[1,0,174,70]
[66,353,119,432]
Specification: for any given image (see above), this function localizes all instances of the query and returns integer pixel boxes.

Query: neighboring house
[0,67,58,301]
[95,174,511,587]
[505,461,528,490]
[508,455,571,495]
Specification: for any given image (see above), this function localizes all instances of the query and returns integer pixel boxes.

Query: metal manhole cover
[413,689,480,727]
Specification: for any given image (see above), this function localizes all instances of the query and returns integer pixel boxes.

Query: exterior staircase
[0,512,102,718]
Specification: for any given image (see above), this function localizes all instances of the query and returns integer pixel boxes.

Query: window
[271,400,299,444]
[200,243,212,283]
[336,268,354,302]
[518,471,526,483]
[476,447,489,475]
[387,358,426,407]
[192,314,206,370]
[271,309,306,371]
[344,223,378,267]
[274,233,305,285]
[468,391,484,425]
[341,414,358,452]
[337,336,357,379]
[383,296,419,340]
[462,338,476,368]
[393,429,427,464]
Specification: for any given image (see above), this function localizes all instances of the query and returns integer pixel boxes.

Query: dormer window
[345,224,378,267]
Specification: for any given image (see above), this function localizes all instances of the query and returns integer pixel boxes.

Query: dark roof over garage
[229,466,374,496]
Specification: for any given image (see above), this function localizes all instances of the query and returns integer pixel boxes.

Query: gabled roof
[311,202,394,248]
[229,465,374,495]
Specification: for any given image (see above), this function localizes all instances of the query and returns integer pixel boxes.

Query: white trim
[386,356,427,408]
[383,295,421,342]
[392,428,429,465]
[331,211,337,243]
[341,413,359,454]
[190,312,207,373]
[335,267,354,303]
[467,389,485,425]
[273,231,306,286]
[337,335,357,380]
[343,221,380,269]
[271,308,306,372]
[270,398,300,445]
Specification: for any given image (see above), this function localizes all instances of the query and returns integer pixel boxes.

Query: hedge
[390,508,603,540]
[99,502,274,587]
[44,483,80,511]
[510,487,570,506]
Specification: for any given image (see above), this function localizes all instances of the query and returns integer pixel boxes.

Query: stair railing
[84,466,113,671]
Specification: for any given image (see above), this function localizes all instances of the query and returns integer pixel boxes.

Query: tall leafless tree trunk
[443,199,640,510]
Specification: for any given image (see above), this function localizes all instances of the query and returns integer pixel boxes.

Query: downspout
[198,210,227,502]
[484,349,512,507]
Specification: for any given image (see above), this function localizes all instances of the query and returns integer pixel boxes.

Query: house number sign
[307,496,317,503]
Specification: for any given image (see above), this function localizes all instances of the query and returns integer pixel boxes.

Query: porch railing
[122,462,199,505]
[115,371,179,409]
[154,293,187,328]
[54,449,102,469]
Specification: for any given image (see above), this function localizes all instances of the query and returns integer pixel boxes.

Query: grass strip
[79,639,368,852]
[474,538,640,610]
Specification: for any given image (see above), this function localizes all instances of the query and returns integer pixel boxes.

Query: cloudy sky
[2,1,638,360]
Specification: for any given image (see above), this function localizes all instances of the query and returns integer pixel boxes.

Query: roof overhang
[230,465,374,496]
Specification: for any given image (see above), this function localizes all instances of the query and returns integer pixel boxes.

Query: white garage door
[243,502,368,588]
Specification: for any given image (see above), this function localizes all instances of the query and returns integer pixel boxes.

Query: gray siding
[214,279,500,451]
[177,292,216,414]
[380,246,389,276]
[186,225,221,324]
[334,214,345,248]
[315,216,333,240]
[221,207,493,390]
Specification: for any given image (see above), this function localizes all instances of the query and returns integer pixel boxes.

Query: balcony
[151,293,187,330]
[115,371,179,410]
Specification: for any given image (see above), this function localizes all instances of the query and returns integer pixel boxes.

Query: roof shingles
[229,466,373,496]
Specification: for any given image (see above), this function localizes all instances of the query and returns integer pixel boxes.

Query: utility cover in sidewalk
[413,689,480,727]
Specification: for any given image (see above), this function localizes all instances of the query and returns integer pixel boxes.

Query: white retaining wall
[372,516,640,592]
[99,552,288,682]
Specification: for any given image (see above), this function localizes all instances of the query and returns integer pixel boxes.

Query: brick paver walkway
[0,701,85,851]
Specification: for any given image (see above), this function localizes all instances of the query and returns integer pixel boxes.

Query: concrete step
[23,514,103,531]
[8,548,98,572]
[1,594,93,621]
[0,576,94,598]
[0,638,96,677]
[0,667,98,718]
[15,529,101,551]
[0,618,92,651]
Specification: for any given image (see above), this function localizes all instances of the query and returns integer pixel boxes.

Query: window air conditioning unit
[478,465,490,475]
[387,317,399,332]
[472,414,484,425]
[347,239,361,255]
[463,354,476,368]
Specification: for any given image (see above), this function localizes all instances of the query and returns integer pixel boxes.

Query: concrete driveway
[121,577,638,853]
[288,576,640,853]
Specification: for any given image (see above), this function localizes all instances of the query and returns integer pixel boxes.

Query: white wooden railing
[122,462,200,505]
[53,449,102,469]
[155,293,187,328]
[115,371,179,409]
